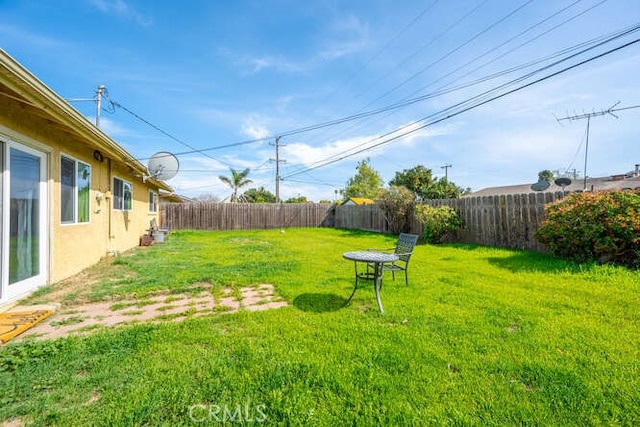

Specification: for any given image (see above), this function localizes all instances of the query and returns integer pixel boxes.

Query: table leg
[345,261,359,305]
[374,262,384,314]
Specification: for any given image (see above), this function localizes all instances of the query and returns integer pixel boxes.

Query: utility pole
[95,85,104,128]
[65,84,105,127]
[270,136,286,203]
[556,102,620,190]
[441,164,452,180]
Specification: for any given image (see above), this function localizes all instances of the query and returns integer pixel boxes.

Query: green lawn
[1,228,639,425]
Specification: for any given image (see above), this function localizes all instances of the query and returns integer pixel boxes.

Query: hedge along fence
[161,192,567,251]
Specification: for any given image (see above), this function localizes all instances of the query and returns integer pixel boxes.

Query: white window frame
[149,190,158,213]
[113,176,133,211]
[60,154,91,224]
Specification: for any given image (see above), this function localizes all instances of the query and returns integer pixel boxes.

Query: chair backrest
[394,233,419,263]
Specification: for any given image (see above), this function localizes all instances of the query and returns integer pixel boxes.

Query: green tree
[390,165,467,200]
[538,170,554,183]
[219,168,252,203]
[243,186,276,203]
[343,158,384,199]
[389,165,435,196]
[285,195,308,203]
[423,178,468,199]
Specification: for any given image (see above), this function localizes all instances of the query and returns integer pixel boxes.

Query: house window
[149,191,158,213]
[60,155,91,224]
[113,177,132,211]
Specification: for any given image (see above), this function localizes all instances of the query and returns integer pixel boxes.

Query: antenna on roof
[555,101,622,190]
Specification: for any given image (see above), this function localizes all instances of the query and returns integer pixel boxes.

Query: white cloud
[0,23,65,50]
[244,55,305,74]
[88,0,152,26]
[241,117,271,140]
[282,123,442,169]
[222,14,370,75]
[318,15,370,60]
[94,117,135,138]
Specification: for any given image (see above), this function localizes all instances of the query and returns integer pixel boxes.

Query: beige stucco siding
[1,97,160,285]
[108,162,158,255]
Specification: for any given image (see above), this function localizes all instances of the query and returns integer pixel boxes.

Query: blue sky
[2,0,639,201]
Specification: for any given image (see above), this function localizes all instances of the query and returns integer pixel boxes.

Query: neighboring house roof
[342,197,376,205]
[468,174,640,197]
[0,48,172,192]
[159,192,194,203]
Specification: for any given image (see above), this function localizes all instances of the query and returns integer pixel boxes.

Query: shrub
[414,204,463,243]
[535,190,640,268]
[379,186,416,234]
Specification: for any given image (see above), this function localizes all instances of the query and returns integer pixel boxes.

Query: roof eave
[1,49,173,192]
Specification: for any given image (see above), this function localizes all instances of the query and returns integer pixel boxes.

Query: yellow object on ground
[0,310,53,344]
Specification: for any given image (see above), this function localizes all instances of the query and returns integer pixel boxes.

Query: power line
[359,0,534,111]
[305,0,441,117]
[103,95,230,166]
[160,22,638,171]
[295,0,607,155]
[282,25,640,178]
[86,22,637,181]
[406,0,605,106]
[351,0,491,108]
[282,36,640,179]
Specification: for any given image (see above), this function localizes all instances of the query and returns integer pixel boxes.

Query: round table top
[343,251,399,263]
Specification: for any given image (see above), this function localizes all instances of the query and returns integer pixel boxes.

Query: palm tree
[219,167,252,202]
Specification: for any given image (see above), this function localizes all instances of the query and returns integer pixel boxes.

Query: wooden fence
[162,202,335,231]
[161,192,567,251]
[423,192,565,251]
[333,204,390,233]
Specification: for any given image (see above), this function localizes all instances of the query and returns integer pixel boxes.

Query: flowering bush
[414,204,463,243]
[535,190,640,268]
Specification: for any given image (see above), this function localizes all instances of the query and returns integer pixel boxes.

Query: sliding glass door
[1,141,48,302]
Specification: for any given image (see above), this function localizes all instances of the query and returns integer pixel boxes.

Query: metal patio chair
[368,233,419,286]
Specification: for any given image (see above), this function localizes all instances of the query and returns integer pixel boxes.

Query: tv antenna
[147,152,179,181]
[555,101,622,190]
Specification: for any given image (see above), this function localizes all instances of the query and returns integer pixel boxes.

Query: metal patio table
[343,251,399,314]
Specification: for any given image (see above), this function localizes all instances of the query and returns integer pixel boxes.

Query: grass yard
[1,228,639,425]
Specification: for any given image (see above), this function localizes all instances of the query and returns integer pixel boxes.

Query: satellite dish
[554,177,572,188]
[147,152,179,181]
[531,180,550,192]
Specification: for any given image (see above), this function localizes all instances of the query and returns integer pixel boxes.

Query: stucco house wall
[0,49,172,305]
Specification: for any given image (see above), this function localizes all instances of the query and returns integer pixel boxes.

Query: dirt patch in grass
[10,255,288,342]
[14,279,287,342]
